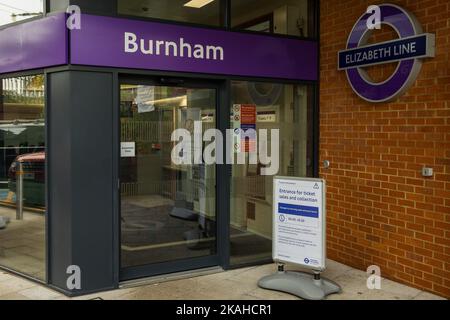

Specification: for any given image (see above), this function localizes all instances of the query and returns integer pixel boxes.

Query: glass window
[118,0,222,27]
[0,75,46,281]
[231,0,316,38]
[230,81,313,266]
[0,0,44,26]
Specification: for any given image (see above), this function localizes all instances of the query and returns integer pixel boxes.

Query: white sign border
[272,176,327,272]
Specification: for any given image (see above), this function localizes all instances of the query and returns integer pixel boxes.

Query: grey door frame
[118,75,229,281]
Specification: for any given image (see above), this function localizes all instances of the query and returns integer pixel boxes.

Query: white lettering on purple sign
[124,32,224,61]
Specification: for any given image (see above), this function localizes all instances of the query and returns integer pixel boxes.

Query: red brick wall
[320,0,450,298]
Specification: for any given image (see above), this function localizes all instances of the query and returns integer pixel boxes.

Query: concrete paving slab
[0,261,446,300]
[413,291,446,300]
[0,278,36,296]
[18,286,63,300]
[0,292,30,300]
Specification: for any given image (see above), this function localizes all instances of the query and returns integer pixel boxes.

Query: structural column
[47,71,116,295]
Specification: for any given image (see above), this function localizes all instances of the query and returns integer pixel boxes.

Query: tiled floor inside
[0,260,445,300]
[121,195,272,268]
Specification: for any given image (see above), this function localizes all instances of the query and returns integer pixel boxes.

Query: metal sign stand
[258,263,341,300]
[258,177,341,300]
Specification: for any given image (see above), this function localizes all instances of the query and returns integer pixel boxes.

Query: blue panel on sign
[278,203,319,218]
[240,124,256,138]
[338,34,429,70]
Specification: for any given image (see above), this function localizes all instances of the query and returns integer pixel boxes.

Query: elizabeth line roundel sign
[338,4,435,103]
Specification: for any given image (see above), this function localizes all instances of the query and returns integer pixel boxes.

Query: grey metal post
[16,162,24,220]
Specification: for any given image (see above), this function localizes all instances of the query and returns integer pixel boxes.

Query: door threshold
[119,266,224,289]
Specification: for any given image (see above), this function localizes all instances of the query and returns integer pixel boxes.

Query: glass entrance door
[119,79,218,279]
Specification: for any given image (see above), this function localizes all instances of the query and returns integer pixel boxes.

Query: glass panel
[230,81,313,266]
[120,84,217,268]
[231,0,315,38]
[0,0,44,26]
[0,75,46,280]
[118,0,221,27]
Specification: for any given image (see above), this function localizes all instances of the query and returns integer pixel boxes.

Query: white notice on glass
[135,85,155,113]
[121,142,136,158]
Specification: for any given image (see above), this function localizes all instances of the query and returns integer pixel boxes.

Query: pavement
[0,260,446,300]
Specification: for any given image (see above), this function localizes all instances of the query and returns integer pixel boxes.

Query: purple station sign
[0,13,68,74]
[338,4,435,103]
[70,14,318,81]
[0,13,318,81]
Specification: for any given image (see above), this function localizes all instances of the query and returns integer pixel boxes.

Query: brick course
[320,0,450,297]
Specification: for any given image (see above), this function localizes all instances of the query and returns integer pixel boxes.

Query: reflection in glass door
[120,81,217,276]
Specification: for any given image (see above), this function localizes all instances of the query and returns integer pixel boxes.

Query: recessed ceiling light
[184,0,214,9]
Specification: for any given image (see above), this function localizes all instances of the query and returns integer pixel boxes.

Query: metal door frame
[118,75,229,281]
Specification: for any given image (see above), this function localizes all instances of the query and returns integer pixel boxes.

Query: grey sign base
[258,271,342,300]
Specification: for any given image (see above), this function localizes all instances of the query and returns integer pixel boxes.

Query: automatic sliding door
[120,82,217,274]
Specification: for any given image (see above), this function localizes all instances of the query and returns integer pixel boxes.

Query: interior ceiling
[232,0,306,16]
[118,0,220,23]
[118,0,294,23]
[231,0,278,12]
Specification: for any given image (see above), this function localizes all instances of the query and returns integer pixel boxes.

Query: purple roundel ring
[345,4,423,103]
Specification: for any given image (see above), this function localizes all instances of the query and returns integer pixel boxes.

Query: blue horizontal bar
[278,203,319,218]
[338,34,429,70]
